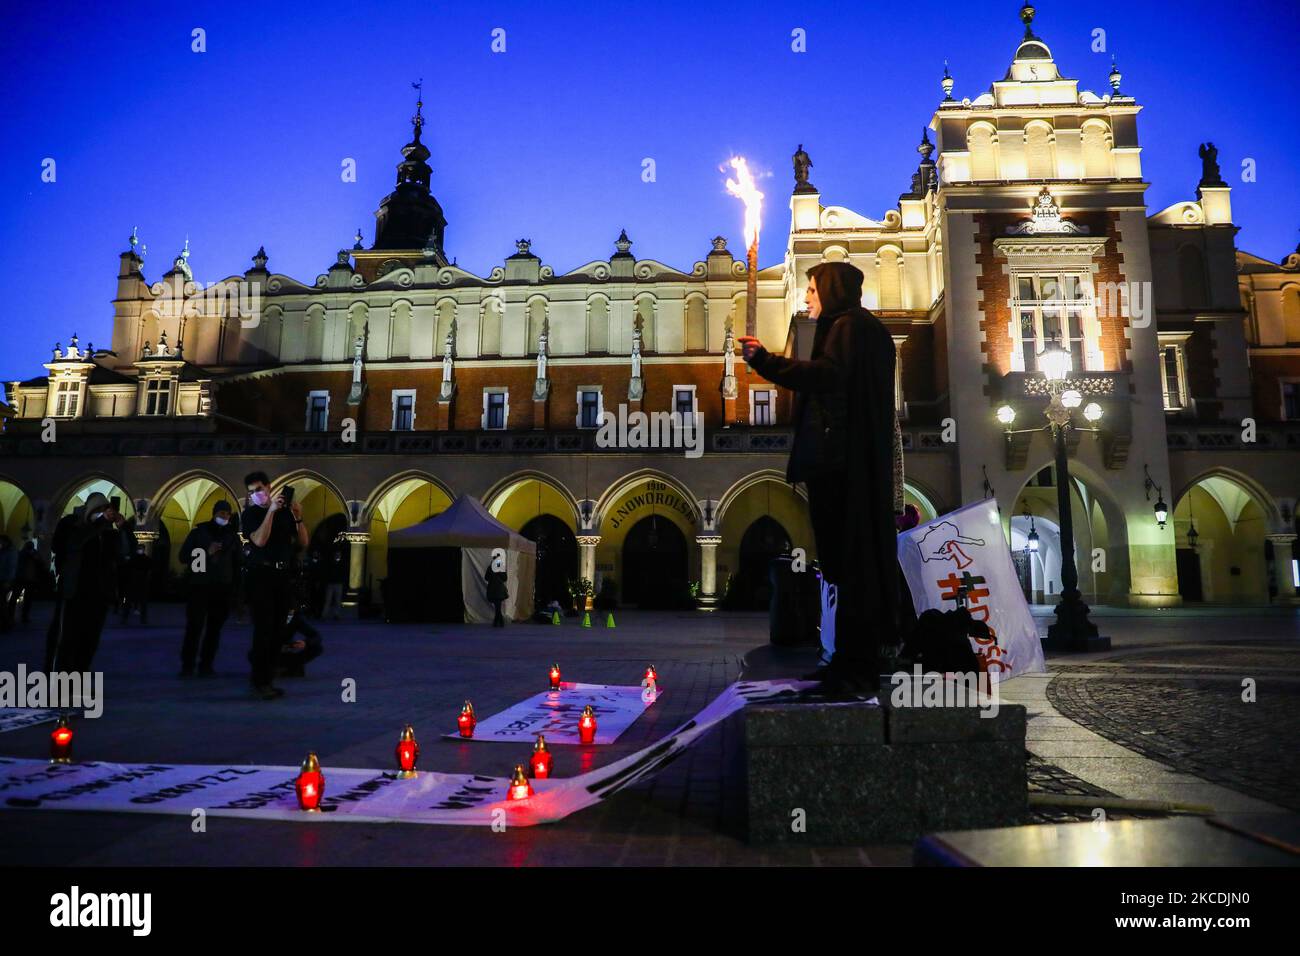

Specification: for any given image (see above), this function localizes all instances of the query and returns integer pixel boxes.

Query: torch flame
[725,156,763,250]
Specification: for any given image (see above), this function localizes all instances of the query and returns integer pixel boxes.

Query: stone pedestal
[745,699,1027,844]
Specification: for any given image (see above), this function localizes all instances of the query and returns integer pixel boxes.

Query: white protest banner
[898,498,1046,679]
[446,682,657,745]
[0,709,61,734]
[0,680,809,827]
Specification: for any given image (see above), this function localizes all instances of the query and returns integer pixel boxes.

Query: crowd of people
[0,471,342,701]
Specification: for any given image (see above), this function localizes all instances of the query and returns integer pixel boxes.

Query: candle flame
[725,156,763,250]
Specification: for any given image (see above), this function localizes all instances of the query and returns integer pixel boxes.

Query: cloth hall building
[3,5,1299,611]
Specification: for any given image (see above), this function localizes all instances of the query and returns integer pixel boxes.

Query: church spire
[371,83,449,261]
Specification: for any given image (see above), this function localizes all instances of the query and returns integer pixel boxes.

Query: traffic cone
[551,610,561,625]
[605,613,616,628]
[582,611,591,628]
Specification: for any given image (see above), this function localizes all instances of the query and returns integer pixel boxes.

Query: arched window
[1081,122,1112,178]
[1025,123,1054,179]
[1178,246,1208,309]
[586,298,608,353]
[968,124,998,181]
[877,249,902,310]
[685,296,707,352]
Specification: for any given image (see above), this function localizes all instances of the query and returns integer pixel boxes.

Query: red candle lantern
[49,716,73,764]
[457,701,476,739]
[549,663,562,690]
[296,752,325,811]
[396,724,419,777]
[644,664,658,686]
[578,705,597,745]
[529,734,553,779]
[508,764,533,801]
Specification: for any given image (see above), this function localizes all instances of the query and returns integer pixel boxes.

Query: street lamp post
[998,344,1111,653]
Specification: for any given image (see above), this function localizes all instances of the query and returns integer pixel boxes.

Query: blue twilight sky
[2,0,1297,386]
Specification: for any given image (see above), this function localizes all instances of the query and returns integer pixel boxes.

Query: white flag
[898,499,1046,679]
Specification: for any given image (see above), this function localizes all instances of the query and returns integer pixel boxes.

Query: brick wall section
[210,361,798,432]
[1248,353,1300,424]
[973,211,1133,396]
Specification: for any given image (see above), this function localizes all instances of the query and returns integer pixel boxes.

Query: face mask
[250,490,269,507]
[214,516,229,527]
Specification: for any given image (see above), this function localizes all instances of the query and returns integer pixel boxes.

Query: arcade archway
[727,516,792,610]
[597,473,698,607]
[622,514,691,608]
[486,474,581,608]
[1009,463,1120,605]
[366,474,455,586]
[0,478,35,544]
[1173,474,1272,603]
[520,514,578,608]
[152,473,240,574]
[58,477,136,521]
[715,474,810,609]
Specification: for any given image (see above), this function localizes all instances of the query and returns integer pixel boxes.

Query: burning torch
[726,156,764,370]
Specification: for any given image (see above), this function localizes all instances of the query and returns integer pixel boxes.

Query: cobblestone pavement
[1,605,1292,864]
[1046,640,1300,813]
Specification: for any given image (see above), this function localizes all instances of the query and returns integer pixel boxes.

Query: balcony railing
[1166,424,1300,452]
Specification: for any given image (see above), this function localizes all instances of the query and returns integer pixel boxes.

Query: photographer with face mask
[178,499,241,678]
[241,472,307,700]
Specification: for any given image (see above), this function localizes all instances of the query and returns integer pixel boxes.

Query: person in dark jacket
[46,492,130,673]
[10,539,42,626]
[119,544,153,624]
[0,536,16,632]
[484,563,509,627]
[739,260,899,698]
[178,499,241,677]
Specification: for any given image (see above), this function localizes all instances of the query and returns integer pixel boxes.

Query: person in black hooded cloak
[738,260,899,697]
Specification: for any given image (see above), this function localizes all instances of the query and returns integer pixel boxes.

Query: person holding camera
[240,472,307,700]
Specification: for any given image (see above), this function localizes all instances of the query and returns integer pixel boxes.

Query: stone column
[1266,533,1300,605]
[696,534,722,607]
[342,530,370,603]
[577,535,600,585]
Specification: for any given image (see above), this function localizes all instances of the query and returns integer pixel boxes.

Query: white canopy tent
[388,495,537,623]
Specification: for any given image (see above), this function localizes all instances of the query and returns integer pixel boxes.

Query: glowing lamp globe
[530,734,553,779]
[1061,389,1083,409]
[1038,345,1071,382]
[457,701,476,739]
[508,764,533,801]
[1154,495,1169,529]
[396,724,419,777]
[296,752,325,812]
[996,405,1016,426]
[49,717,73,764]
[549,663,561,690]
[578,705,597,745]
[1083,402,1103,422]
